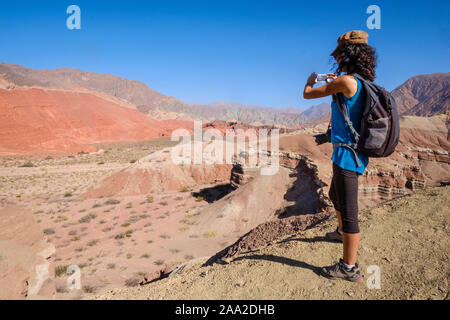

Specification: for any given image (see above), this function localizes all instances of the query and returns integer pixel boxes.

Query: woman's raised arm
[303,73,357,99]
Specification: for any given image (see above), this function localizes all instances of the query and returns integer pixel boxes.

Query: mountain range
[0,63,329,126]
[391,72,449,116]
[0,62,448,156]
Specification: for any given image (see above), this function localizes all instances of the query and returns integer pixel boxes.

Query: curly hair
[331,43,377,82]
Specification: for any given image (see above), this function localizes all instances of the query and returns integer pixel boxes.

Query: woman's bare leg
[343,232,360,265]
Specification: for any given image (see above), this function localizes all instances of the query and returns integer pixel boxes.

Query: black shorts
[328,162,360,234]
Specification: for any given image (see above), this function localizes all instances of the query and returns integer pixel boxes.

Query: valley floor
[90,186,449,300]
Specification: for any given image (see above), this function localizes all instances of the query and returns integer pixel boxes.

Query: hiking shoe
[325,227,343,243]
[321,259,363,282]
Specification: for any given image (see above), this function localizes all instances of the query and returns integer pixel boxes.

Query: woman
[303,30,377,282]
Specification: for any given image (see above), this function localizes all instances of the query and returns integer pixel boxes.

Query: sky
[0,0,449,110]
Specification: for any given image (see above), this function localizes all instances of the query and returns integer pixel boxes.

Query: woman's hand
[327,73,337,81]
[306,72,317,87]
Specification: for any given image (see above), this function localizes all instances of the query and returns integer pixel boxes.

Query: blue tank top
[330,76,369,175]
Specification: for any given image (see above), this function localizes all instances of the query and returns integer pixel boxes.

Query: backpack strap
[332,88,362,167]
[352,73,383,116]
[332,143,362,167]
[332,93,360,144]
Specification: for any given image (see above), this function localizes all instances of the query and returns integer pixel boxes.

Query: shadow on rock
[233,254,321,276]
[192,183,237,203]
[277,235,341,244]
[278,162,322,218]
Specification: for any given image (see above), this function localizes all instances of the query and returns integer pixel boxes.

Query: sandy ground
[89,185,449,300]
[0,139,239,296]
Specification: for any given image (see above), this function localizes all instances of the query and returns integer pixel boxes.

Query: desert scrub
[56,285,68,293]
[97,161,105,165]
[126,253,133,259]
[70,233,81,241]
[124,230,133,237]
[64,192,72,197]
[180,186,190,192]
[87,239,99,247]
[121,222,131,227]
[124,276,141,287]
[140,253,151,259]
[19,161,35,168]
[115,229,133,239]
[203,230,217,238]
[186,209,200,218]
[114,233,125,240]
[153,259,165,266]
[104,198,120,205]
[55,215,68,223]
[146,195,154,203]
[68,230,77,236]
[195,196,204,202]
[78,213,97,223]
[159,201,168,206]
[43,228,55,235]
[54,265,68,277]
[82,285,97,293]
[107,263,116,269]
[159,234,171,239]
[179,226,190,232]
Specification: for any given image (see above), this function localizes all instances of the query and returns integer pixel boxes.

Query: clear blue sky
[0,0,449,109]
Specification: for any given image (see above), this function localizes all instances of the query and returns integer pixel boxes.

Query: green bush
[43,228,55,235]
[54,265,68,277]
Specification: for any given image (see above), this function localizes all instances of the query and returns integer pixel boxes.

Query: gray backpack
[332,73,400,167]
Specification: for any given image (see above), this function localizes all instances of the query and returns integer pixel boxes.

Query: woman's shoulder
[335,74,358,98]
[339,74,359,86]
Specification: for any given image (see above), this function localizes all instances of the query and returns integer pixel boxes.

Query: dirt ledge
[89,186,449,300]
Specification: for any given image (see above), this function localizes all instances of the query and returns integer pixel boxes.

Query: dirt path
[90,186,449,300]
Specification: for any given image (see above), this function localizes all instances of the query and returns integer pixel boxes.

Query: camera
[314,128,331,145]
[315,74,333,84]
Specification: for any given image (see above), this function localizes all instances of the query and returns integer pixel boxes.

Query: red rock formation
[0,88,193,156]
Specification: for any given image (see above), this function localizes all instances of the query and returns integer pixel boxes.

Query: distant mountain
[0,62,329,126]
[391,73,449,116]
[191,101,315,127]
[0,63,200,118]
[302,103,330,120]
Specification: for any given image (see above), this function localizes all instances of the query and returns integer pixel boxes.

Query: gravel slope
[90,186,449,300]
